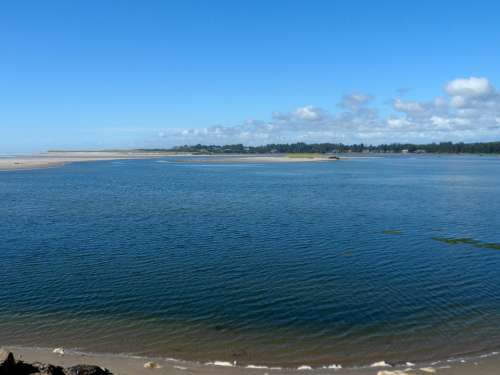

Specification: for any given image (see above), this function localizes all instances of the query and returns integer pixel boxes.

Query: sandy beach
[0,151,176,171]
[0,152,339,171]
[3,346,500,375]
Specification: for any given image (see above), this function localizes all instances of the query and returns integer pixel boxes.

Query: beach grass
[286,153,323,159]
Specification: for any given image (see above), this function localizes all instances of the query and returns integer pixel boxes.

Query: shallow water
[1,155,500,367]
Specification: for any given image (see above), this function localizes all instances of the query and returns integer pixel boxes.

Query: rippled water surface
[1,155,500,367]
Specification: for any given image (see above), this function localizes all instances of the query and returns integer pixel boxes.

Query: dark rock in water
[34,364,66,375]
[13,361,40,375]
[65,365,111,375]
[1,352,111,375]
[0,351,39,375]
[0,351,16,375]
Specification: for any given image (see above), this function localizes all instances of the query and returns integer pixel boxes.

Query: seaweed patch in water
[382,230,403,235]
[432,237,479,245]
[481,242,500,250]
[432,237,500,250]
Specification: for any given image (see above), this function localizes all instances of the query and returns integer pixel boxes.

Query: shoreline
[3,345,500,375]
[2,151,497,172]
[0,152,340,171]
[0,151,174,171]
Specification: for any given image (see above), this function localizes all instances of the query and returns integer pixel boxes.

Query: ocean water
[1,155,500,368]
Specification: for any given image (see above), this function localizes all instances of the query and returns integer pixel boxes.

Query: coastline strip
[4,346,500,375]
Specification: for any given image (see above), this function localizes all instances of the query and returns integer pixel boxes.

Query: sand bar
[170,155,340,163]
[0,151,178,171]
[0,152,340,171]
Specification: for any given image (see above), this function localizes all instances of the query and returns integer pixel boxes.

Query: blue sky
[2,1,500,152]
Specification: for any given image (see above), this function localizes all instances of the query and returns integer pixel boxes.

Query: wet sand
[4,346,500,375]
[170,155,339,163]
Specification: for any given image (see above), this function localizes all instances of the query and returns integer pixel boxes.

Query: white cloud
[393,98,425,114]
[445,77,493,97]
[151,77,500,146]
[387,117,411,128]
[293,105,326,121]
[433,96,447,108]
[339,93,373,110]
[450,95,467,108]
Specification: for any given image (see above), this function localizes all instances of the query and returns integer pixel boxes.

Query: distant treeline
[138,141,500,154]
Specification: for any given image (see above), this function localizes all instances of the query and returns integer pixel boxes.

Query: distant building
[401,149,409,154]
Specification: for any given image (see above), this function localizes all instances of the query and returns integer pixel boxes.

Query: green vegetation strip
[141,140,500,154]
[433,237,500,250]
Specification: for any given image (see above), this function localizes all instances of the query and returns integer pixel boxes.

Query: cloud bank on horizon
[157,76,500,146]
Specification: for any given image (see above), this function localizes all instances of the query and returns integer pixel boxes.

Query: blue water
[1,155,500,367]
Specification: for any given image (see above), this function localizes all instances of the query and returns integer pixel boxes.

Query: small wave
[206,361,235,367]
[164,357,181,362]
[297,365,312,370]
[480,351,499,358]
[370,361,392,367]
[321,364,342,369]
